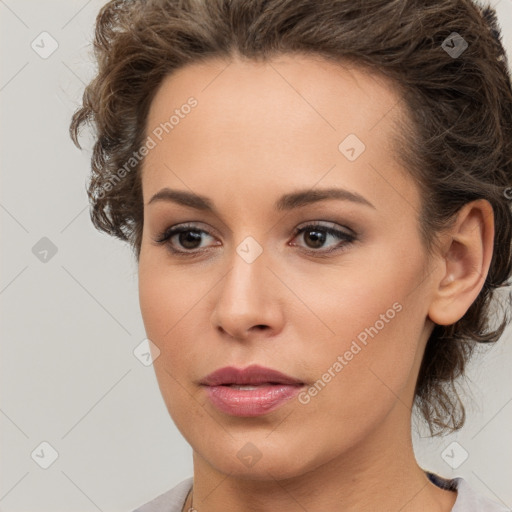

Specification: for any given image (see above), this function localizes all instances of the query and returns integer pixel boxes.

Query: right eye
[153,223,220,255]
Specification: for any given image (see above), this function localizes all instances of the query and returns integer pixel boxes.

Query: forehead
[144,53,401,144]
[141,53,419,218]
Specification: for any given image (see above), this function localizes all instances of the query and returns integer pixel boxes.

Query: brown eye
[177,230,203,250]
[292,223,356,253]
[154,223,219,255]
[302,228,327,249]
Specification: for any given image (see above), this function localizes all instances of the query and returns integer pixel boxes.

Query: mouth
[200,365,305,417]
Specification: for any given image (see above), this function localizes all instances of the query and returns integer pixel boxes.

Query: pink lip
[200,365,304,417]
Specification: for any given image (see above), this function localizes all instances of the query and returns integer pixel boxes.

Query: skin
[137,54,494,512]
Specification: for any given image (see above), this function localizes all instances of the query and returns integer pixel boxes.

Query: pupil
[306,229,325,248]
[180,231,201,249]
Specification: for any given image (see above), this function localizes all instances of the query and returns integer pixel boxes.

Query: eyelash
[153,222,357,257]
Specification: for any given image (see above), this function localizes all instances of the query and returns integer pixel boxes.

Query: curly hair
[69,0,512,436]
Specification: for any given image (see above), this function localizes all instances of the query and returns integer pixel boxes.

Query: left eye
[291,223,356,252]
[153,222,356,255]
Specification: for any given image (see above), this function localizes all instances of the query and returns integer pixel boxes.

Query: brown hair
[70,0,512,435]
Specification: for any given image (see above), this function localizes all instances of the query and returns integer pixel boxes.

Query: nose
[210,247,284,341]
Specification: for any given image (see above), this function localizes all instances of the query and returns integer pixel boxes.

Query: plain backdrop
[1,1,511,511]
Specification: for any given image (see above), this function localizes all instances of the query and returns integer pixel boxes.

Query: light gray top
[131,474,510,512]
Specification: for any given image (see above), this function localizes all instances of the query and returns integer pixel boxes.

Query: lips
[199,364,304,387]
[200,365,304,417]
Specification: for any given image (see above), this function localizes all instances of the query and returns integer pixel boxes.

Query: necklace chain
[184,487,195,512]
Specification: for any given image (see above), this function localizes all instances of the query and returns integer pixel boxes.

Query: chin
[193,434,321,481]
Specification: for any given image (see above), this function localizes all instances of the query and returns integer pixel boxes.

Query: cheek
[306,305,419,414]
[137,256,217,387]
[138,253,207,347]
[300,252,427,424]
[137,258,195,390]
[138,262,209,436]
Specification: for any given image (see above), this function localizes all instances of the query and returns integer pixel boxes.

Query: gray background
[1,1,511,511]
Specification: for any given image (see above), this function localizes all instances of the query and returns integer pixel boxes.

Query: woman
[69,0,512,510]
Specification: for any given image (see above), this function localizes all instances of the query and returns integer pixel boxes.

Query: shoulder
[450,476,510,512]
[428,471,509,512]
[129,473,511,511]
[131,476,193,512]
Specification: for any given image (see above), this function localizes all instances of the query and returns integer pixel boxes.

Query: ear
[428,199,495,326]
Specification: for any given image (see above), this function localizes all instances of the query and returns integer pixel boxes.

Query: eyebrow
[147,187,376,211]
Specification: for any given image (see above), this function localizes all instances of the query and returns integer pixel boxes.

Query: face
[138,54,436,480]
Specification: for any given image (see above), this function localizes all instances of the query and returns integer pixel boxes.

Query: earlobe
[428,199,494,326]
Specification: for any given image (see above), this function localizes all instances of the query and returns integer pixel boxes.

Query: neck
[186,409,457,512]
